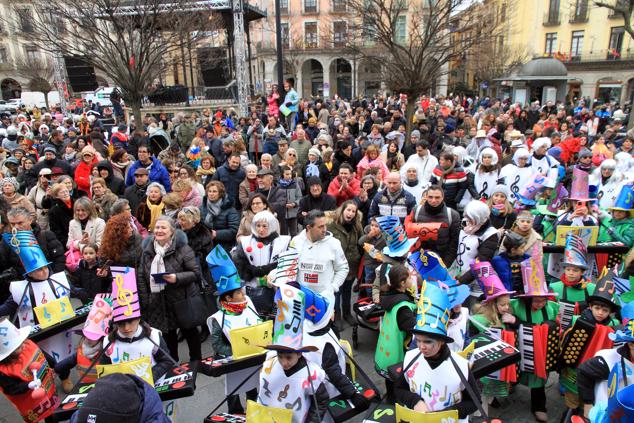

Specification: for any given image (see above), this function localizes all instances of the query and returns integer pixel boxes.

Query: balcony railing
[543,11,560,26]
[546,49,634,63]
[569,9,588,23]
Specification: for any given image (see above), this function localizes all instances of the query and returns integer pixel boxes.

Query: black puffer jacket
[200,195,240,253]
[124,182,149,213]
[47,198,75,247]
[137,230,202,332]
[183,223,213,283]
[96,160,125,196]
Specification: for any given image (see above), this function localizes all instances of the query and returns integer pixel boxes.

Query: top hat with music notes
[82,294,113,341]
[563,233,588,270]
[472,260,515,304]
[569,167,593,201]
[376,215,417,258]
[206,245,244,296]
[0,317,30,361]
[2,230,51,275]
[609,184,634,214]
[587,268,620,312]
[516,173,547,206]
[269,249,300,288]
[518,242,556,298]
[263,283,317,353]
[409,250,451,282]
[412,281,453,343]
[111,267,141,323]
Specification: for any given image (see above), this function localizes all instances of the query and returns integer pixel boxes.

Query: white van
[20,91,61,109]
[81,87,118,107]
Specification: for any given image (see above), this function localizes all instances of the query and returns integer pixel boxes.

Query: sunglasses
[170,169,180,174]
[288,153,296,156]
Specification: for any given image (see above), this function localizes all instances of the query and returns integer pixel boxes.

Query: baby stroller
[351,282,384,349]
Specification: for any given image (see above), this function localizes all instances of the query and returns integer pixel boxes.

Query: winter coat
[71,258,111,303]
[211,164,246,209]
[278,180,302,219]
[406,202,461,266]
[28,184,50,230]
[327,176,361,206]
[109,233,143,268]
[93,189,119,221]
[238,178,258,209]
[74,158,98,196]
[368,188,416,222]
[67,217,106,250]
[429,165,468,210]
[183,223,213,284]
[137,230,202,332]
[175,122,196,151]
[598,216,634,247]
[200,195,240,253]
[124,182,149,213]
[328,220,362,281]
[298,193,337,226]
[96,160,125,196]
[48,198,75,247]
[356,156,389,181]
[125,157,171,192]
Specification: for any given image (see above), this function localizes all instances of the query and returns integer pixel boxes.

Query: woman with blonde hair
[177,206,213,284]
[172,178,202,208]
[357,144,389,181]
[67,197,106,250]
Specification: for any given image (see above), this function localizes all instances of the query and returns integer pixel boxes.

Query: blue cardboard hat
[3,230,51,274]
[412,281,453,343]
[433,279,471,309]
[409,250,450,282]
[563,233,588,270]
[206,245,243,296]
[609,185,634,212]
[376,216,416,258]
[301,285,333,333]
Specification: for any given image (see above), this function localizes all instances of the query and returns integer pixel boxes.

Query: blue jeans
[363,264,376,298]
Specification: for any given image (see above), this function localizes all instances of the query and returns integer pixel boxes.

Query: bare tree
[470,45,530,95]
[343,0,504,136]
[14,56,55,109]
[18,0,219,124]
[594,0,634,39]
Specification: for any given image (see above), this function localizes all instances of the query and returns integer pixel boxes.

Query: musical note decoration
[34,296,76,329]
[206,246,243,296]
[245,400,292,423]
[111,267,141,322]
[413,281,452,342]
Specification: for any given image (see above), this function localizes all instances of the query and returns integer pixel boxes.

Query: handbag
[65,245,82,272]
[171,285,212,329]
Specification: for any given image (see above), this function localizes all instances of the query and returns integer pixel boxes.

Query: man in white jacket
[399,140,438,186]
[290,210,349,303]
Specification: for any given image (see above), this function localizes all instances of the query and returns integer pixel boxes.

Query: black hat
[587,269,620,312]
[73,374,144,423]
[502,231,526,252]
[306,176,322,187]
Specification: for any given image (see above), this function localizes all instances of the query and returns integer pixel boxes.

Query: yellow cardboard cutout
[96,356,154,386]
[229,320,273,359]
[555,225,598,246]
[395,403,459,422]
[34,296,76,329]
[246,400,292,423]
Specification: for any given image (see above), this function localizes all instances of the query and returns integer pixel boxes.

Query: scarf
[405,178,419,187]
[204,198,222,226]
[278,178,294,187]
[64,152,76,161]
[220,300,248,315]
[491,203,506,216]
[247,178,257,192]
[196,167,215,176]
[387,187,403,202]
[146,198,165,231]
[82,339,102,359]
[149,238,171,293]
[561,273,586,288]
[424,201,444,215]
[462,222,481,235]
[63,198,72,209]
[435,163,456,184]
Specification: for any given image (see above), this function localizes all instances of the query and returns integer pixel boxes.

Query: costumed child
[394,282,479,423]
[374,263,417,401]
[103,268,172,381]
[558,269,621,417]
[370,215,418,305]
[207,245,261,415]
[598,184,634,249]
[0,318,59,423]
[0,230,74,363]
[577,294,634,421]
[257,283,329,423]
[358,217,386,300]
[509,245,560,423]
[508,210,543,256]
[54,294,112,394]
[487,184,516,233]
[468,261,517,413]
[549,234,596,329]
[409,249,471,353]
[492,231,530,294]
[71,243,111,304]
[555,168,599,227]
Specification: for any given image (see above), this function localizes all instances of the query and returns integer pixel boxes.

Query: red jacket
[74,158,98,197]
[327,176,361,206]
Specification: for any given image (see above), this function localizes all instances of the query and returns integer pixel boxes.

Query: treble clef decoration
[456,243,468,267]
[510,175,521,195]
[114,274,134,317]
[478,181,488,199]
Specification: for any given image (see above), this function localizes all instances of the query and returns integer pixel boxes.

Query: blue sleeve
[125,162,139,186]
[159,167,171,192]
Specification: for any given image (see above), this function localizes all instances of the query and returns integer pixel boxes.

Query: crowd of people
[0,80,633,423]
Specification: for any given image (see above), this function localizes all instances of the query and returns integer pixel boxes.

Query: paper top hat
[563,233,588,270]
[471,261,515,303]
[569,167,593,201]
[82,294,113,340]
[546,184,568,215]
[265,284,317,352]
[376,215,417,257]
[206,245,243,296]
[269,249,299,287]
[518,242,555,298]
[412,281,453,343]
[409,250,450,282]
[111,267,141,323]
[3,230,51,274]
[587,268,620,311]
[0,317,30,361]
[517,173,547,205]
[301,285,334,333]
[429,278,471,309]
[609,185,634,211]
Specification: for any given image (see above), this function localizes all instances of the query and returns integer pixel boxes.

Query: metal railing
[543,11,560,26]
[547,49,634,63]
[569,9,588,23]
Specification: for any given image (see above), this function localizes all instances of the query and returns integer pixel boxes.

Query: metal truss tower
[232,0,249,116]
